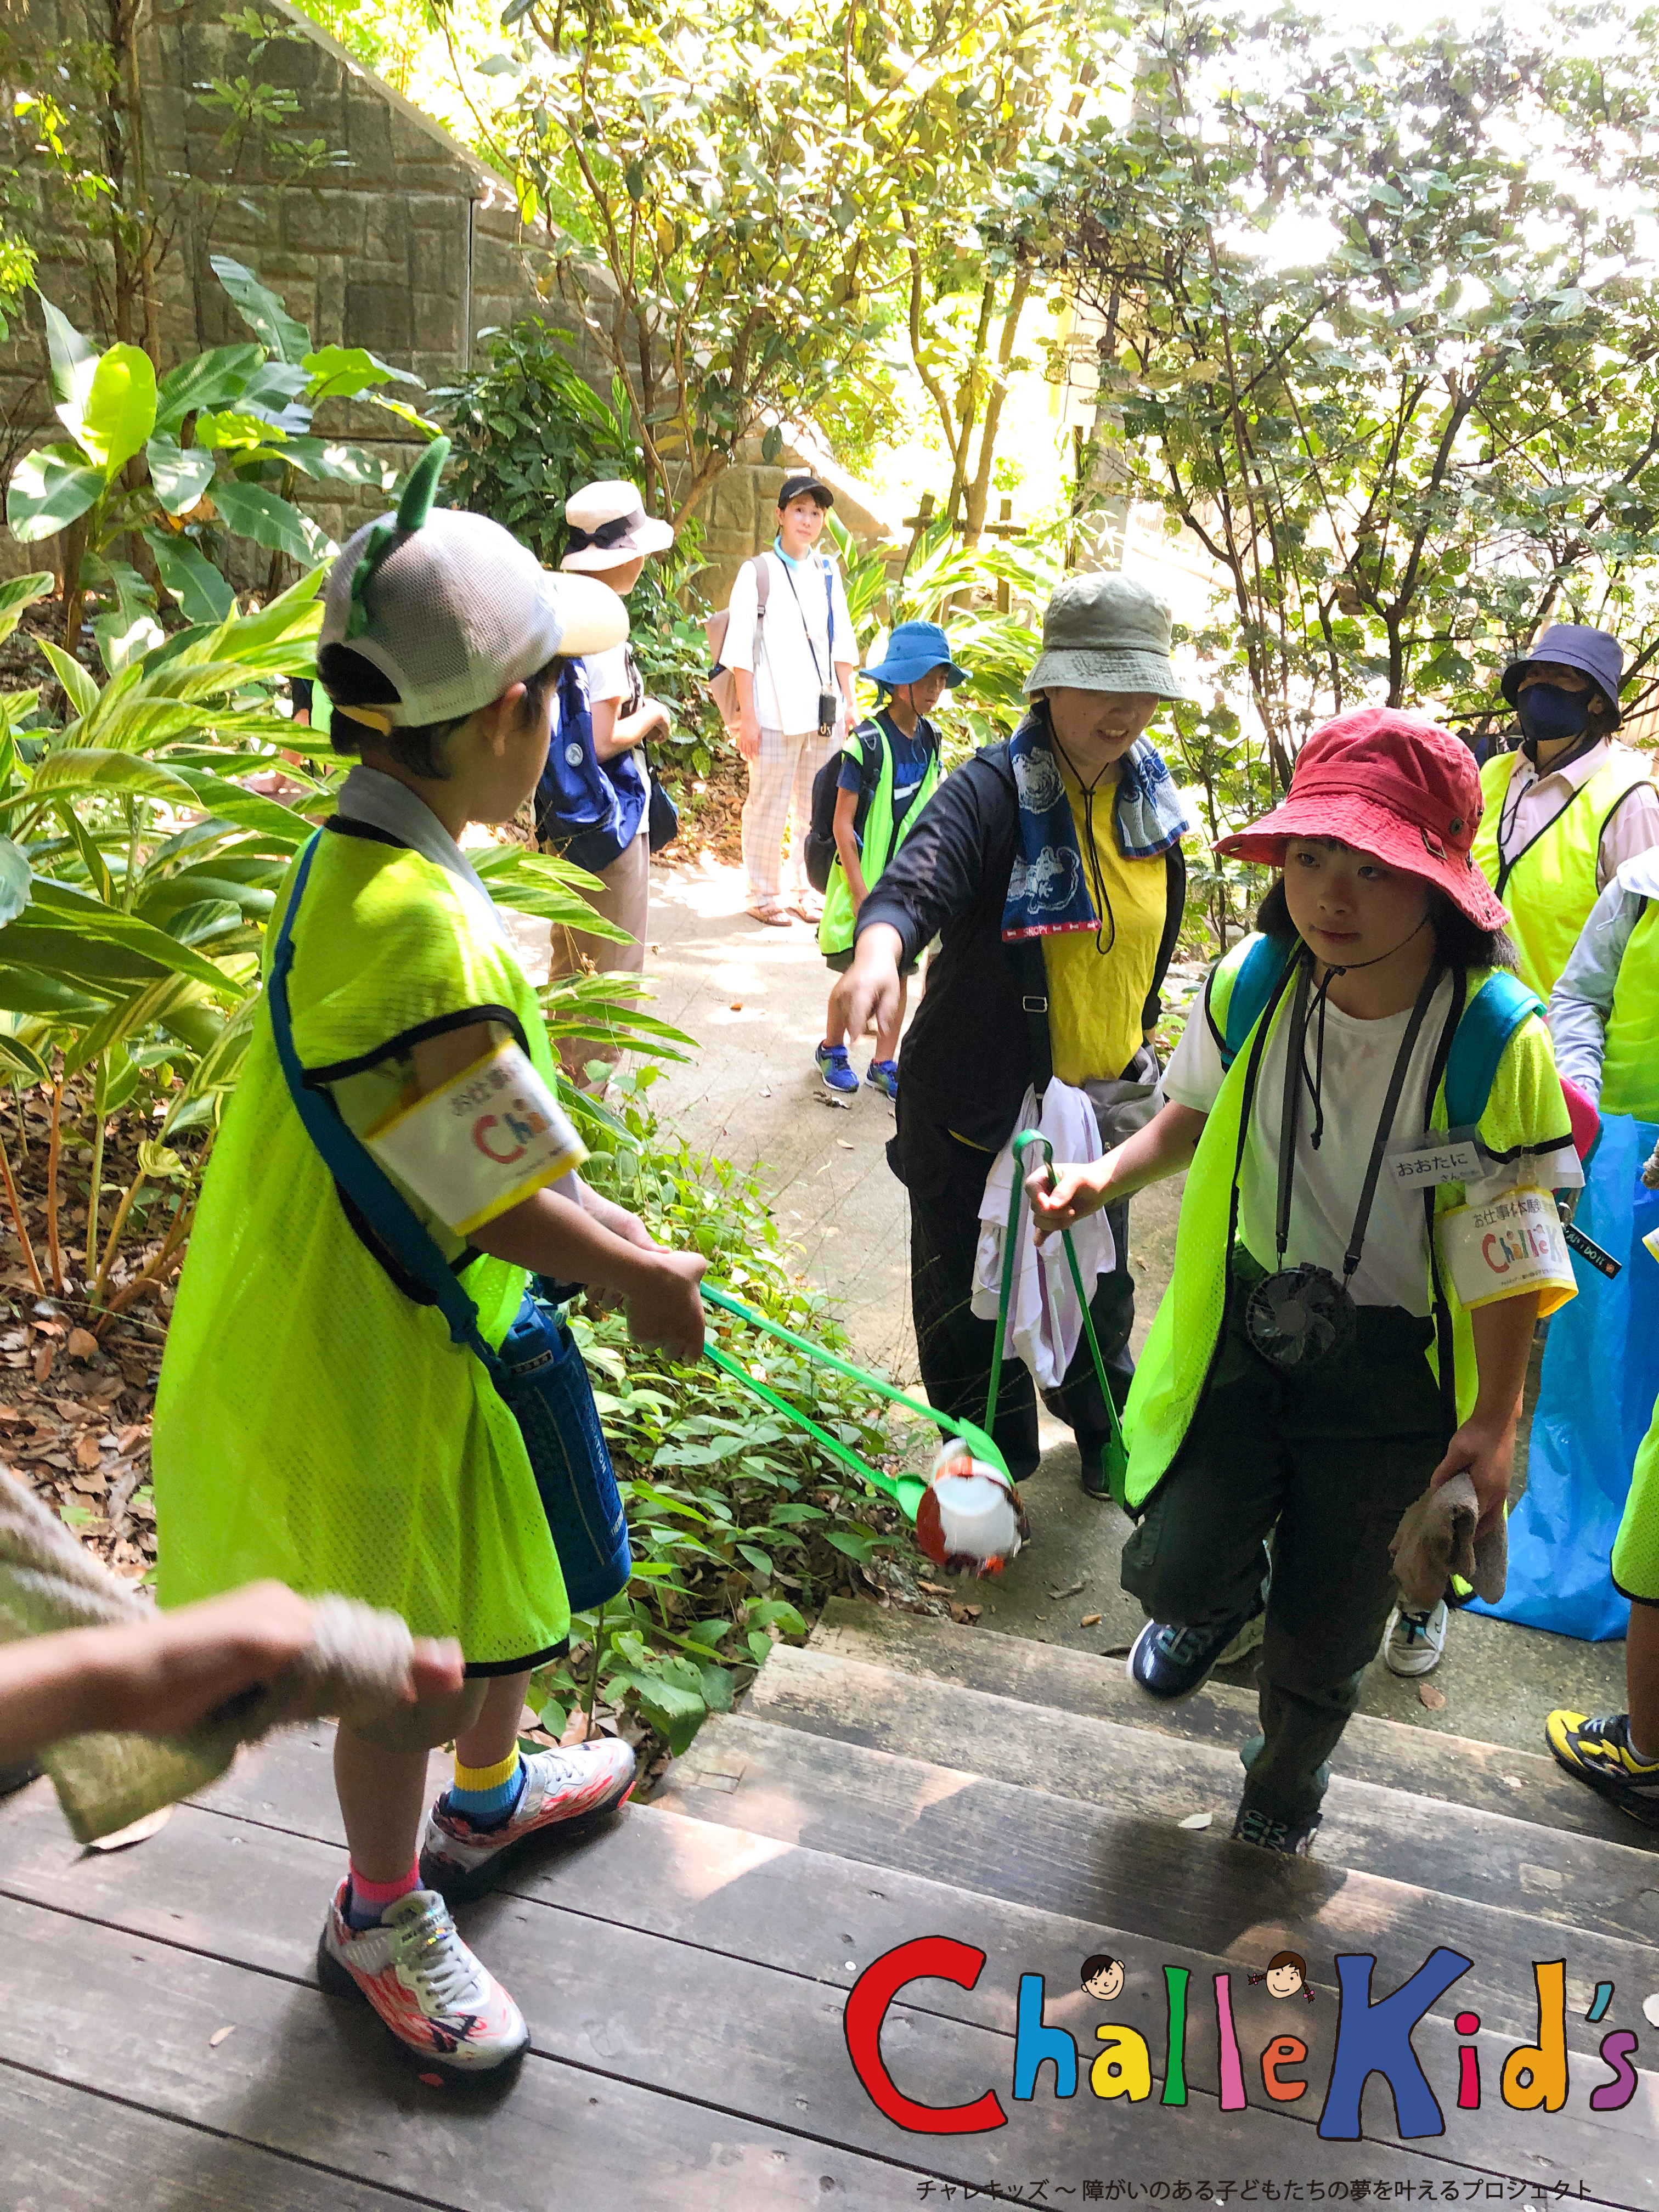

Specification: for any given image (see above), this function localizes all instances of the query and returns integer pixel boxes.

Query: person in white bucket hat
[535,480,680,1084]
[152,441,707,2084]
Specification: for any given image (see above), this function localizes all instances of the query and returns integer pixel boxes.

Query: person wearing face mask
[1471,624,1659,1003]
[830,575,1191,1498]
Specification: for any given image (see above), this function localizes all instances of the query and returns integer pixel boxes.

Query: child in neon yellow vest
[152,447,708,2080]
[812,622,960,1099]
[1032,709,1580,1857]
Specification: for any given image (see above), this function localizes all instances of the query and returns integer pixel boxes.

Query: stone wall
[0,0,894,594]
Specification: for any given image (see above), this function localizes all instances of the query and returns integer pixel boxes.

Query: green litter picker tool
[701,1125,1127,1520]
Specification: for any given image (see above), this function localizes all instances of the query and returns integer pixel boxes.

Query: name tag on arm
[364,1040,586,1238]
[1385,1130,1482,1192]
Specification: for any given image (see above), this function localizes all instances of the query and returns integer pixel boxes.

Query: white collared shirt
[1493,738,1659,889]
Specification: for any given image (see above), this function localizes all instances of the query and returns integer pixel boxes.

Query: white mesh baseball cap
[319,439,627,727]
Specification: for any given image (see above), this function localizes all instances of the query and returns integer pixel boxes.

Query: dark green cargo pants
[1121,1250,1442,1824]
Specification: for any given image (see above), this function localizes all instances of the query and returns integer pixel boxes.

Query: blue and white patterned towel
[1001,710,1189,941]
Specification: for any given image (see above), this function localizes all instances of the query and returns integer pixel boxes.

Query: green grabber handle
[700,1283,1010,1523]
[994,1128,1130,1506]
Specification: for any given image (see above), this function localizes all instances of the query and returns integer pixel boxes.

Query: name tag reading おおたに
[364,1041,586,1238]
[1385,1131,1481,1192]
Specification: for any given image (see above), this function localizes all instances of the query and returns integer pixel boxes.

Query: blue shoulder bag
[267,832,632,1617]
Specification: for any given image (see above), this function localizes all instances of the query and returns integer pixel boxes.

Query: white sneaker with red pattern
[419,1737,637,1901]
[315,1881,528,2079]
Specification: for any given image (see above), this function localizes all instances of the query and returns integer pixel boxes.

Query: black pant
[1121,1252,1441,1822]
[891,1114,1135,1482]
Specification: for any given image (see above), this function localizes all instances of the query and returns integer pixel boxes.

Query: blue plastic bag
[1466,1113,1659,1641]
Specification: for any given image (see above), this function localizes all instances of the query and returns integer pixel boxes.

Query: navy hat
[861,620,967,690]
[1501,623,1623,722]
[777,472,833,510]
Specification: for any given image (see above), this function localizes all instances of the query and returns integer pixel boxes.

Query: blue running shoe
[1128,1609,1261,1701]
[815,1042,859,1096]
[866,1058,898,1101]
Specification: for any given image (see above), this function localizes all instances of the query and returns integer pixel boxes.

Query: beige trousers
[548,823,651,1084]
[742,726,834,906]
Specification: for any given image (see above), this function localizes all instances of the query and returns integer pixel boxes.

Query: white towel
[971,1080,1117,1391]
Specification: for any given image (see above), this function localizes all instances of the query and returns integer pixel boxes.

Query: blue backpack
[534,658,645,871]
[1216,934,1540,1130]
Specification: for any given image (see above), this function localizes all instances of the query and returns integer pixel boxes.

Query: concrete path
[515,855,1630,1763]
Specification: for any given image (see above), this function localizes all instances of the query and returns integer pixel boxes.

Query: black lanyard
[776,552,835,688]
[1272,957,1444,1285]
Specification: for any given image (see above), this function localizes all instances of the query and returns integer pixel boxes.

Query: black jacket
[857,741,1186,1151]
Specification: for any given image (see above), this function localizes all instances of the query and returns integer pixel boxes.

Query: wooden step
[811,1596,1655,1850]
[753,1641,1659,1951]
[0,1751,1646,2198]
[658,1708,1659,2062]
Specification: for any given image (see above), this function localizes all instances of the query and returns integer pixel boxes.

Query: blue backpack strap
[1443,970,1542,1130]
[267,833,501,1377]
[1219,935,1291,1068]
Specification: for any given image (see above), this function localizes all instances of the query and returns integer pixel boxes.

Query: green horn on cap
[345,435,452,640]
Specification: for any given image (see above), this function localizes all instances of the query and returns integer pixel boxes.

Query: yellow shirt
[1041,771,1168,1086]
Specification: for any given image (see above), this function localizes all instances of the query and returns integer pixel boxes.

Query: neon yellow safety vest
[818,716,941,961]
[152,830,571,1664]
[1121,936,1572,1513]
[1600,896,1659,1123]
[1472,749,1652,1001]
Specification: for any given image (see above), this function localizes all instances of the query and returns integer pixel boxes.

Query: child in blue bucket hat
[814,620,966,1099]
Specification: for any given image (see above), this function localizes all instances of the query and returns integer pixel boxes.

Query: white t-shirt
[583,642,639,710]
[1163,973,1581,1315]
[720,548,855,736]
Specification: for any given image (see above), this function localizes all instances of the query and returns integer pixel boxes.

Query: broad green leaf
[22,882,243,994]
[153,343,265,434]
[38,640,101,721]
[52,798,112,903]
[0,1031,48,1084]
[162,767,317,843]
[38,294,99,434]
[80,344,157,477]
[142,528,236,624]
[165,898,243,946]
[194,409,277,452]
[6,442,104,541]
[300,345,424,403]
[144,436,217,515]
[0,961,110,1018]
[210,255,311,366]
[0,835,30,926]
[65,974,212,1076]
[0,573,53,647]
[26,749,204,805]
[233,360,312,432]
[92,605,165,678]
[276,437,395,487]
[212,480,332,563]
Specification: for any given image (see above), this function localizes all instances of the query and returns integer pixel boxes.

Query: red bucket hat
[1215,707,1509,933]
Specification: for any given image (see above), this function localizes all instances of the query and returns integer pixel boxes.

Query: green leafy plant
[6,258,423,658]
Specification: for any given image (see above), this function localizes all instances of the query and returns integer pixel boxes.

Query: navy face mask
[1517,682,1593,751]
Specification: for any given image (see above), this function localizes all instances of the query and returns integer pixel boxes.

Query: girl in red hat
[1032,709,1582,1854]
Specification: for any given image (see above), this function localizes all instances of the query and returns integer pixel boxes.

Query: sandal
[747,903,794,927]
[789,890,825,923]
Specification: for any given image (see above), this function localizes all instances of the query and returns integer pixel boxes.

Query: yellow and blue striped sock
[447,1747,526,1830]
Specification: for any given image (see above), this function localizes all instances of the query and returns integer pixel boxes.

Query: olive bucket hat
[1024,572,1194,702]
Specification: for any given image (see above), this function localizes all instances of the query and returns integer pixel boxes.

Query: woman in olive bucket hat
[832,572,1193,1499]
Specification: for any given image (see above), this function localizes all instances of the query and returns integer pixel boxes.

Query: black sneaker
[1077,1441,1109,1498]
[1128,1609,1261,1701]
[1545,1709,1659,1827]
[1232,1801,1321,1857]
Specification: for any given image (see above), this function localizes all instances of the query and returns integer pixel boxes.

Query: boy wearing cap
[152,447,707,2080]
[1473,623,1659,1003]
[539,479,678,1082]
[1033,710,1580,1855]
[814,621,962,1099]
[832,574,1190,1498]
[721,475,857,924]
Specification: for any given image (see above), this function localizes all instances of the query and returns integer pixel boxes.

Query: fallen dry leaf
[67,1328,98,1362]
[1178,1812,1213,1830]
[1080,1612,1102,1627]
[208,2025,235,2049]
[1049,1578,1086,1600]
[835,1138,854,1149]
[74,1435,104,1471]
[1418,1681,1446,1709]
[87,1805,171,1850]
[729,1001,743,1011]
[917,1579,953,1597]
[32,1345,55,1385]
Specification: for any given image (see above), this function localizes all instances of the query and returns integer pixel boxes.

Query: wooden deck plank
[811,1596,1658,1850]
[660,1712,1659,2057]
[0,2066,440,2211]
[752,1643,1659,1948]
[1,1779,1651,2198]
[0,1893,928,2212]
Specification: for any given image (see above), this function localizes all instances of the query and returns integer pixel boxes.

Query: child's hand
[625,1248,708,1364]
[1028,1155,1115,1245]
[1429,1418,1513,1536]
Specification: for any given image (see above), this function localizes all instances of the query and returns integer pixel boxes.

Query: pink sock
[346,1858,421,1929]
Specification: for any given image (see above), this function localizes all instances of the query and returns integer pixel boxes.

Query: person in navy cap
[814,620,964,1099]
[1471,623,1659,1005]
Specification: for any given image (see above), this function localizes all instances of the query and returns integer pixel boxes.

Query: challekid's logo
[842,1939,1641,2140]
